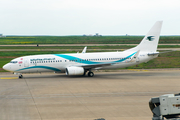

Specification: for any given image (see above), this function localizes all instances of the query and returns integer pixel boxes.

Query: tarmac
[0,69,180,120]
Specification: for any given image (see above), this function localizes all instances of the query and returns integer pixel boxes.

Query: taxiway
[0,70,180,120]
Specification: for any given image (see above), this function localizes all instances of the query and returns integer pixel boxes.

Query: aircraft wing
[79,63,112,69]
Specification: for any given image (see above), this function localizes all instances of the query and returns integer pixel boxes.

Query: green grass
[0,45,179,51]
[1,36,180,72]
[0,36,180,45]
[0,58,13,72]
[0,50,119,57]
[0,51,78,57]
[0,45,134,49]
[126,51,180,69]
[127,57,180,69]
[158,45,180,48]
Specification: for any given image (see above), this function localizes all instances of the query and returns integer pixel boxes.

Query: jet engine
[66,66,84,75]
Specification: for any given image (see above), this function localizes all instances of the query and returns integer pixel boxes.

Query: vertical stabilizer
[126,21,163,52]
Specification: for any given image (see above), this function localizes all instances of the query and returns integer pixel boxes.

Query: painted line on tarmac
[0,77,18,79]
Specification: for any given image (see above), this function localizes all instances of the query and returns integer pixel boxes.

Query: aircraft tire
[19,75,23,79]
[88,72,94,77]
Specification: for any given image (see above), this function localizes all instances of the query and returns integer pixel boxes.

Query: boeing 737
[3,21,163,78]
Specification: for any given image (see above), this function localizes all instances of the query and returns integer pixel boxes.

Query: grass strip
[0,36,180,45]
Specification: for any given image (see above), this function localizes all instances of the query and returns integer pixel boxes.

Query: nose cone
[3,64,10,71]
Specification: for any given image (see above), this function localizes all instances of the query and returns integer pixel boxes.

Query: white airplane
[3,21,163,78]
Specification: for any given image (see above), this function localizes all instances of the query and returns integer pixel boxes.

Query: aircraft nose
[3,64,10,71]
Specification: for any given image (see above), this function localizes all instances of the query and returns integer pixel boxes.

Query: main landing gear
[88,72,94,77]
[83,71,94,77]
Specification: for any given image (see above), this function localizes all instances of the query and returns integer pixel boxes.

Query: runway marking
[0,77,18,79]
[127,69,149,72]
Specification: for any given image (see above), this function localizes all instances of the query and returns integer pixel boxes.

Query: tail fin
[126,21,163,52]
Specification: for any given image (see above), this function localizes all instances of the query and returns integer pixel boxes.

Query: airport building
[0,34,6,37]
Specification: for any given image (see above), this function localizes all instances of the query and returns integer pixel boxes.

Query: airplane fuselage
[3,51,157,73]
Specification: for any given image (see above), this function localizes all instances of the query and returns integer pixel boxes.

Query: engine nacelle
[66,66,84,75]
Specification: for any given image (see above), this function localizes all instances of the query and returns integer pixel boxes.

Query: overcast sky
[0,0,180,36]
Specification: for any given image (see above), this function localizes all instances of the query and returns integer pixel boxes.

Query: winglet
[82,46,87,53]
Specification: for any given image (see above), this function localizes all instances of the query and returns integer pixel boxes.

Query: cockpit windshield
[10,61,18,64]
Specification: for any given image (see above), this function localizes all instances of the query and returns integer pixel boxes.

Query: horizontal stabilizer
[147,52,159,56]
[148,50,175,56]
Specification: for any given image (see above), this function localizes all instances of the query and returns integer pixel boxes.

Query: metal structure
[149,93,180,120]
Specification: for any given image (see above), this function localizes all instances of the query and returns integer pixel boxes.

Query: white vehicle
[3,21,163,78]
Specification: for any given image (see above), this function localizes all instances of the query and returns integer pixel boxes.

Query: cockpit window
[10,61,18,64]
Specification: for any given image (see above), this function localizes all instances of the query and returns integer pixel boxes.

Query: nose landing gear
[14,73,23,79]
[19,74,23,79]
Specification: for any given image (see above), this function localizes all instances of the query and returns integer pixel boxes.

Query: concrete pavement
[0,70,180,120]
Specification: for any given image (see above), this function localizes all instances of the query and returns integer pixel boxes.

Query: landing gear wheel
[19,75,23,79]
[88,72,94,77]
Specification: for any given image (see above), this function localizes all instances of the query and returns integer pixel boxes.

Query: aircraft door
[24,58,29,67]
